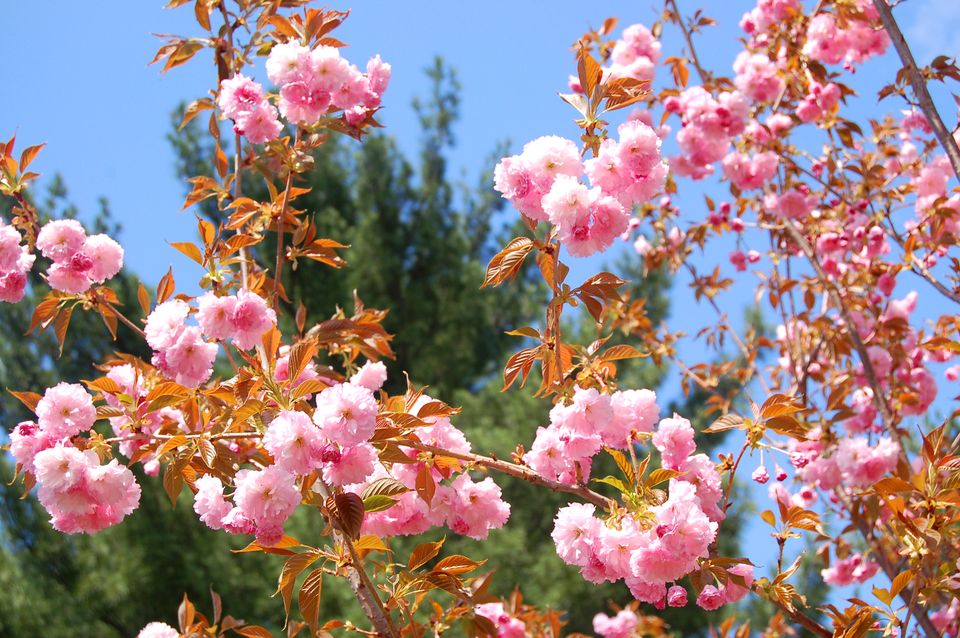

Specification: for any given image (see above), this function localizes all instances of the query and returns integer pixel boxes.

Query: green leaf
[593,475,630,493]
[362,494,398,513]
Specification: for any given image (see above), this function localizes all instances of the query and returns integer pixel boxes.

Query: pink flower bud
[667,585,688,607]
[752,465,770,484]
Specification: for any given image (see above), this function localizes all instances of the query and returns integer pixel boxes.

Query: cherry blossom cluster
[352,392,511,541]
[35,219,124,294]
[144,290,276,387]
[0,218,124,301]
[740,0,888,70]
[663,87,749,180]
[930,599,960,637]
[820,552,880,587]
[493,119,667,257]
[192,362,384,545]
[739,0,802,39]
[533,388,744,609]
[593,608,642,638]
[0,218,34,302]
[801,1,889,69]
[525,386,658,484]
[188,363,511,546]
[9,382,140,533]
[217,42,390,144]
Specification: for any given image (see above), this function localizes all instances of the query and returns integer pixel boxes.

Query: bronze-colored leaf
[432,554,486,575]
[415,464,436,505]
[298,567,323,634]
[8,390,42,413]
[407,538,444,571]
[170,241,204,265]
[277,552,318,619]
[481,237,534,288]
[599,344,647,361]
[333,492,364,540]
[704,413,746,434]
[157,267,175,304]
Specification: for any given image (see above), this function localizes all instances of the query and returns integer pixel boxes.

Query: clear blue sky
[4,0,959,602]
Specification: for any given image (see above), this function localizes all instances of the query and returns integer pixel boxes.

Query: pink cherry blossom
[161,326,218,388]
[721,151,779,190]
[652,414,696,469]
[263,410,326,475]
[137,622,179,638]
[33,445,140,534]
[36,219,86,263]
[0,221,24,271]
[696,584,725,611]
[822,553,880,586]
[445,475,511,540]
[322,442,377,486]
[36,382,97,440]
[733,52,784,103]
[196,292,238,341]
[593,609,639,638]
[350,360,388,391]
[475,603,526,638]
[629,481,716,582]
[722,563,755,603]
[266,41,313,85]
[607,388,659,447]
[230,290,276,350]
[667,585,688,607]
[82,234,124,283]
[552,502,600,566]
[145,299,190,351]
[193,474,232,530]
[752,464,770,484]
[313,382,378,446]
[233,465,300,545]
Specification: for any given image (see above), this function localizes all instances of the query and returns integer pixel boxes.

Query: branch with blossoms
[482,0,960,635]
[6,0,960,637]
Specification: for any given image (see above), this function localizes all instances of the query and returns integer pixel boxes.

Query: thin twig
[105,304,146,339]
[873,0,960,182]
[851,514,940,638]
[665,0,710,84]
[781,223,896,431]
[682,262,771,395]
[398,440,614,510]
[273,169,294,313]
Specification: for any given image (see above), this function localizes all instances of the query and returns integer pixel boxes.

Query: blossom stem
[776,600,831,638]
[850,513,940,638]
[720,442,748,516]
[682,262,771,395]
[314,479,399,638]
[398,440,615,510]
[217,0,251,291]
[872,0,960,182]
[273,168,294,313]
[664,0,710,85]
[103,431,260,445]
[104,303,146,339]
[781,223,896,432]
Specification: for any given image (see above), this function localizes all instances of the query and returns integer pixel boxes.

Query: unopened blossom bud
[667,585,688,607]
[752,465,770,484]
